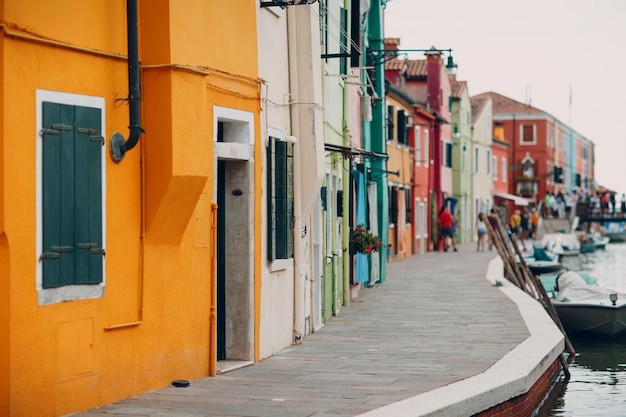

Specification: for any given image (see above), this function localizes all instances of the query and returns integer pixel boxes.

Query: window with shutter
[520,124,536,144]
[41,102,104,288]
[396,110,406,145]
[386,105,394,142]
[267,137,294,261]
[445,143,453,168]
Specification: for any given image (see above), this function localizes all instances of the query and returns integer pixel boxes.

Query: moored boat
[550,271,626,338]
[526,260,566,276]
[603,221,626,243]
[593,235,610,250]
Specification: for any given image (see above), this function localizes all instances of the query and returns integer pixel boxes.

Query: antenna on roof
[525,85,532,106]
[569,83,572,127]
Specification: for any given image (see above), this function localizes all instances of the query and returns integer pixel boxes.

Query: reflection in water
[540,243,626,416]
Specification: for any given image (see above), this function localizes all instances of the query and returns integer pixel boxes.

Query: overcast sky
[384,0,626,194]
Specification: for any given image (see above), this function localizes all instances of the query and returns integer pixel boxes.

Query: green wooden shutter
[267,138,276,261]
[41,102,103,288]
[285,142,294,258]
[75,106,103,284]
[275,141,287,259]
[42,102,76,287]
[267,138,294,261]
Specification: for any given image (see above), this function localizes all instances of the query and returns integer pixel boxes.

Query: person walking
[530,207,539,239]
[438,206,457,252]
[509,209,526,250]
[476,213,488,252]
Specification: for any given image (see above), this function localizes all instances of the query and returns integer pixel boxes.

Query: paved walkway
[71,245,551,417]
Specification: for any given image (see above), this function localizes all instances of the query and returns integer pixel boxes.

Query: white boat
[592,235,610,250]
[541,232,581,257]
[551,271,626,338]
[604,222,626,243]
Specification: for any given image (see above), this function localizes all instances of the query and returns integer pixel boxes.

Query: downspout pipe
[110,0,145,163]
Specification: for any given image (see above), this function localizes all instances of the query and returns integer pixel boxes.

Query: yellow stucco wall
[0,1,261,416]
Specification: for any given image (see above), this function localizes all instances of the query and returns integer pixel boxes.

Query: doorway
[213,106,255,371]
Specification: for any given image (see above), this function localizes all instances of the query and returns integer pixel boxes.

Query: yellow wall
[1,1,261,416]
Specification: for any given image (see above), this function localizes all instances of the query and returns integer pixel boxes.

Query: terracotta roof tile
[450,80,466,99]
[385,57,405,71]
[384,38,401,47]
[470,95,489,125]
[404,59,428,78]
[472,91,544,114]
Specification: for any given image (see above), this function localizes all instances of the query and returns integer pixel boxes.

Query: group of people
[438,205,540,253]
[476,206,539,252]
[544,189,626,219]
[581,190,626,217]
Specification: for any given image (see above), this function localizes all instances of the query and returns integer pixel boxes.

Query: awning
[494,192,530,206]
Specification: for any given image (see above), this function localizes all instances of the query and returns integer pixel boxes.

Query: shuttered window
[396,110,407,145]
[41,102,104,288]
[267,137,294,261]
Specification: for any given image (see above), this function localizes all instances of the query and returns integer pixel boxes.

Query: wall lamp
[368,167,400,177]
[367,47,455,69]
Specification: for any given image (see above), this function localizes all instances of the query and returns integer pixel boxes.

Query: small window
[486,149,491,175]
[445,143,453,168]
[414,126,421,165]
[267,137,294,261]
[339,6,348,75]
[520,124,536,145]
[405,188,412,223]
[493,156,498,180]
[386,105,395,142]
[502,157,507,182]
[389,185,397,224]
[396,110,407,145]
[474,147,479,173]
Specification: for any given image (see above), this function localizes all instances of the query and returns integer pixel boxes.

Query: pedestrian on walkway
[509,209,526,250]
[530,207,539,239]
[438,206,457,252]
[476,213,487,252]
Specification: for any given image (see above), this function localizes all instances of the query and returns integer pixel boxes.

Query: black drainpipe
[110,0,145,163]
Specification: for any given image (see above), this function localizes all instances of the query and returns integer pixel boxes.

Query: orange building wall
[0,1,261,416]
[385,97,414,259]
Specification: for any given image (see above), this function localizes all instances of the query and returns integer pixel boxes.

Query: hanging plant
[350,224,385,254]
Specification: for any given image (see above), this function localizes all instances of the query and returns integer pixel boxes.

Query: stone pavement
[71,244,543,417]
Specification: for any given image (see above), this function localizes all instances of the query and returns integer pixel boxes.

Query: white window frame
[414,126,421,166]
[423,130,429,167]
[502,157,507,182]
[36,89,107,306]
[520,123,537,145]
[474,147,479,174]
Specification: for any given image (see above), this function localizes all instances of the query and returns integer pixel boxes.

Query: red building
[475,91,595,220]
[411,105,436,254]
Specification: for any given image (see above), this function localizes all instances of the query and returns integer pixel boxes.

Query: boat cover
[555,271,624,304]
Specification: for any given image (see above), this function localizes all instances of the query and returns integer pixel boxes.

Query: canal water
[538,242,626,416]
